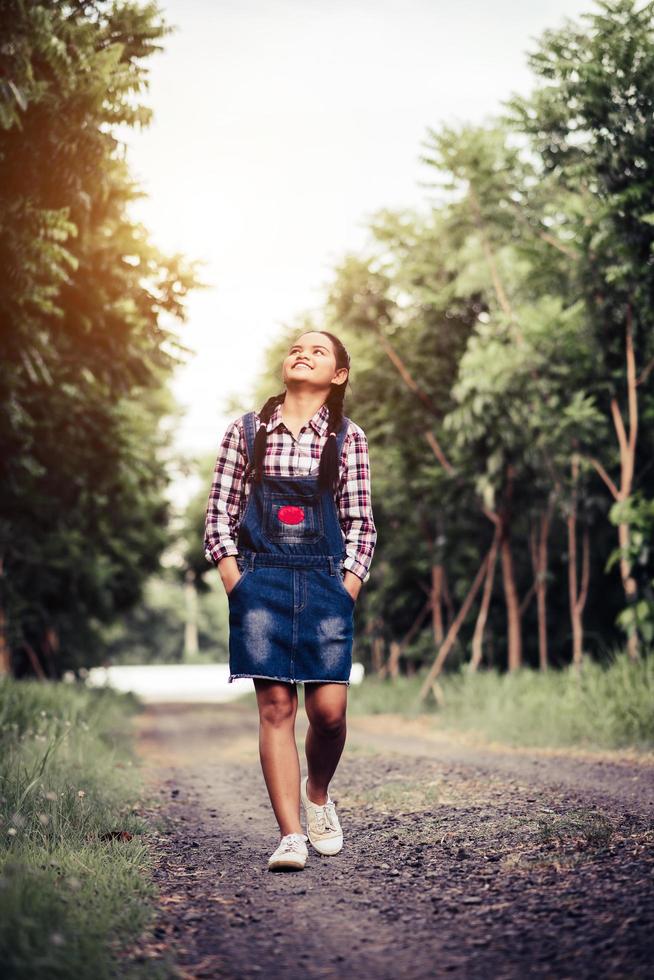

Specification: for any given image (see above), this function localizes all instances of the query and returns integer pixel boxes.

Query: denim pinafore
[227,410,355,686]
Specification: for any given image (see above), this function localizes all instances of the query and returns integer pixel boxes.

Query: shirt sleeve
[336,425,377,583]
[204,418,247,565]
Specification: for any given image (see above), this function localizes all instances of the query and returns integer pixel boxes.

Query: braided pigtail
[317,378,347,496]
[310,329,350,495]
[252,392,285,482]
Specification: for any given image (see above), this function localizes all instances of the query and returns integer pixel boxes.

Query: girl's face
[282,332,348,391]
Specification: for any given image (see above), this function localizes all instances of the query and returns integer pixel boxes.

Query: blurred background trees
[249,0,654,687]
[0,0,197,676]
[2,0,652,683]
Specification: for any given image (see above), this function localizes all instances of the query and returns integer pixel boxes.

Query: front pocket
[263,493,324,544]
[228,567,250,599]
[335,568,356,605]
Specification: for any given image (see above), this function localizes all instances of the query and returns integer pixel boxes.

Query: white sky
[123,0,589,499]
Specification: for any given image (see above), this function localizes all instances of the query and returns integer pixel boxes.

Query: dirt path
[126,701,654,979]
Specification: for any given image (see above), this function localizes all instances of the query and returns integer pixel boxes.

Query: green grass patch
[0,677,173,980]
[349,777,451,813]
[347,649,654,750]
[536,808,616,848]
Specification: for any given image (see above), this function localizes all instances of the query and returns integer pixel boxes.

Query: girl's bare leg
[303,682,348,805]
[254,678,303,837]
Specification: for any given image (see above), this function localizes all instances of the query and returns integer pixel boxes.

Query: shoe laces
[278,833,307,854]
[313,800,339,834]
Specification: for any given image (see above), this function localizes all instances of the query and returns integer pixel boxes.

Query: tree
[0,1,197,676]
[506,0,654,658]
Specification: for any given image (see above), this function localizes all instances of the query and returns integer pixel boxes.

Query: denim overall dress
[227,410,355,686]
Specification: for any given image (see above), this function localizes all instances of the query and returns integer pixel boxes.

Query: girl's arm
[204,419,248,593]
[336,425,377,596]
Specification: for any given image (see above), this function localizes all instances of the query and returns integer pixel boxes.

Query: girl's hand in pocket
[218,555,242,596]
[343,570,362,602]
[226,572,243,596]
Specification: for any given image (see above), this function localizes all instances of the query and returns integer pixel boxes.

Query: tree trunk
[501,524,522,672]
[419,547,492,701]
[431,563,444,645]
[184,569,199,659]
[0,605,11,677]
[23,641,47,680]
[469,521,500,672]
[381,600,431,680]
[387,641,402,680]
[404,600,431,651]
[371,635,385,675]
[536,510,550,672]
[442,570,455,632]
[589,306,639,659]
[568,505,583,668]
[498,466,522,672]
[0,556,11,676]
[567,454,591,668]
[529,502,554,672]
[618,521,639,660]
[41,625,59,679]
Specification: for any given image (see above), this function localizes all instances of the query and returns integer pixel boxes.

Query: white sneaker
[267,832,308,871]
[301,776,343,855]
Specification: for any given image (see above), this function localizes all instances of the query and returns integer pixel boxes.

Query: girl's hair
[252,330,351,494]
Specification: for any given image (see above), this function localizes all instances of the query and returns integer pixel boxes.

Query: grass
[536,808,616,848]
[348,777,451,813]
[347,649,654,751]
[0,676,174,980]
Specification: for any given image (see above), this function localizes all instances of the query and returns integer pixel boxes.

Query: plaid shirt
[204,401,377,582]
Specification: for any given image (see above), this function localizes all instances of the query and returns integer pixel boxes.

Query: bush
[0,677,170,979]
[348,649,654,750]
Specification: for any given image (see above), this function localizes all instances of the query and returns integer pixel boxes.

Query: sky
[123,0,590,500]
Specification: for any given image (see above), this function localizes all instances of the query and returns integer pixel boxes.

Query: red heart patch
[277,505,305,525]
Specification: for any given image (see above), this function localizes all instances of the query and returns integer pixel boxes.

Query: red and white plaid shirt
[204,401,377,582]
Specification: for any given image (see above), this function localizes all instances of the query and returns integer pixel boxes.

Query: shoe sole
[301,776,344,855]
[307,836,343,855]
[268,857,307,871]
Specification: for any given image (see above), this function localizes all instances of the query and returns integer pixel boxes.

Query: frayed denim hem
[228,672,350,686]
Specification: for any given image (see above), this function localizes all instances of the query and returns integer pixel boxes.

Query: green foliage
[0,1,198,674]
[607,493,654,643]
[502,0,654,647]
[348,649,654,750]
[505,0,654,379]
[0,676,170,978]
[317,0,654,668]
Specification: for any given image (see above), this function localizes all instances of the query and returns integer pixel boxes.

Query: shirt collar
[265,400,330,437]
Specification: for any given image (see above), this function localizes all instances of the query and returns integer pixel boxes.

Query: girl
[204,330,377,871]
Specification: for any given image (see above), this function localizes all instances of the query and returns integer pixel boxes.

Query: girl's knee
[257,691,297,728]
[307,707,346,738]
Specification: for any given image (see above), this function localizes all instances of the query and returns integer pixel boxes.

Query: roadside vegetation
[0,677,172,980]
[347,650,654,752]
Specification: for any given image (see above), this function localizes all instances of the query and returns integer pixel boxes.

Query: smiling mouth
[292,362,312,369]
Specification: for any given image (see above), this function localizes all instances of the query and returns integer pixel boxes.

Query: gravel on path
[124,701,654,980]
